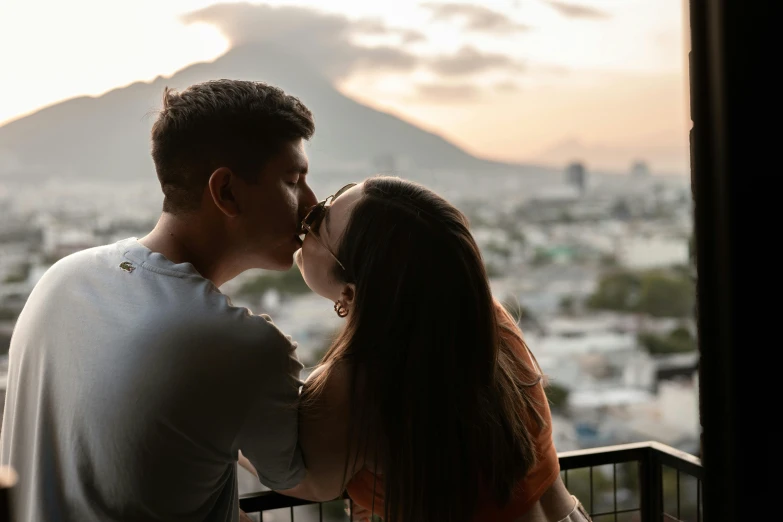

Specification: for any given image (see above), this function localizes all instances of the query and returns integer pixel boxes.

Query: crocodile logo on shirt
[119,262,136,273]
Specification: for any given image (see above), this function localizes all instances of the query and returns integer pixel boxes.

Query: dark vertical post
[689,0,774,521]
[639,448,661,522]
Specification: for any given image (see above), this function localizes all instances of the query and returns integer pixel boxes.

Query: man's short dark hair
[151,79,315,214]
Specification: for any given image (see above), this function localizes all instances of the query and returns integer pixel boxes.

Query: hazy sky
[0,0,690,172]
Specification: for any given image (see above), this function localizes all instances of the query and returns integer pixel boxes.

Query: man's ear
[207,167,240,218]
[340,283,357,310]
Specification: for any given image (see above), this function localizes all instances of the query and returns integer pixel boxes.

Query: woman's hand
[237,450,258,477]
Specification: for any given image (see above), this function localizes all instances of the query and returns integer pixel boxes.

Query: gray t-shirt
[0,238,305,521]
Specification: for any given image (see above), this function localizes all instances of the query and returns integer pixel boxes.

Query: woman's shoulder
[307,358,355,384]
[303,359,356,412]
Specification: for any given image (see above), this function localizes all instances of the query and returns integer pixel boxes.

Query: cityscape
[0,1,697,519]
[0,159,698,510]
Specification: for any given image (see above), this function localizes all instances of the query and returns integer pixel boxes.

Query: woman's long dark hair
[302,177,544,522]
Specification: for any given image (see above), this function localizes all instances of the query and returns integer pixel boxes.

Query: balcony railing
[239,441,703,522]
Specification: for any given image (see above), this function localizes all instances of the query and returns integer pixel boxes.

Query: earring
[334,301,349,318]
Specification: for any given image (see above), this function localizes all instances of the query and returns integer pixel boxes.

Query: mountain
[0,44,548,184]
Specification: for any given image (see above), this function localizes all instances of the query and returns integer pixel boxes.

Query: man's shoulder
[27,242,126,295]
[45,242,121,272]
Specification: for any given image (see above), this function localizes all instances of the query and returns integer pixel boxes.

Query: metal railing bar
[589,466,594,514]
[676,469,681,520]
[613,463,618,522]
[237,441,703,518]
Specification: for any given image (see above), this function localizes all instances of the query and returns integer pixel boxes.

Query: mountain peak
[0,46,534,184]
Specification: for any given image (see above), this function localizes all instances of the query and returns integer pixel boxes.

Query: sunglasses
[300,183,357,271]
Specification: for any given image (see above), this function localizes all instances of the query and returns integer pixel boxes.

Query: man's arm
[233,319,307,491]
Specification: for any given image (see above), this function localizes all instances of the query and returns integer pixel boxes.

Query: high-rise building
[631,160,651,177]
[565,162,587,195]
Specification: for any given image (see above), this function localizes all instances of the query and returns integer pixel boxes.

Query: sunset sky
[0,0,690,173]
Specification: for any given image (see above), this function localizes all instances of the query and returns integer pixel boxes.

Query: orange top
[345,305,560,521]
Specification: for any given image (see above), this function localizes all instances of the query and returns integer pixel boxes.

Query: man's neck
[139,213,238,287]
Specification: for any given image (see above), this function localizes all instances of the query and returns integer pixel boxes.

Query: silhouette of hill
[0,44,548,183]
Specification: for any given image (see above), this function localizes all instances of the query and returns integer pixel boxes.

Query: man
[0,80,321,521]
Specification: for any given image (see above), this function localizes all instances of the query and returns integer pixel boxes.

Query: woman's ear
[340,283,357,311]
[207,167,240,217]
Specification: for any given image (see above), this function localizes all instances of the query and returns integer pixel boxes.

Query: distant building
[654,352,700,389]
[623,350,699,394]
[42,226,98,260]
[565,162,587,195]
[522,185,582,223]
[619,374,700,450]
[1,325,12,356]
[616,235,690,269]
[631,160,650,177]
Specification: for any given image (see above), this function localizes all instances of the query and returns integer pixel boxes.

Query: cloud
[494,81,521,93]
[350,19,425,43]
[182,3,421,80]
[416,83,481,102]
[544,1,610,19]
[184,4,526,83]
[354,20,426,44]
[422,3,530,33]
[430,46,525,76]
[401,29,427,44]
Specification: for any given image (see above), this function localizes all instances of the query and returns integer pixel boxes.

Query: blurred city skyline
[1,0,700,464]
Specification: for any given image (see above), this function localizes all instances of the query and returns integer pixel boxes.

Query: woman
[281,177,590,522]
